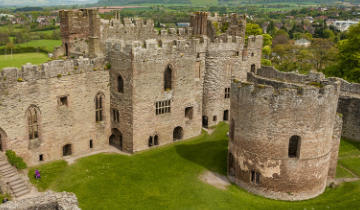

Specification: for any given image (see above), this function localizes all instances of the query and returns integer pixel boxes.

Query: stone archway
[173,126,183,141]
[109,128,122,150]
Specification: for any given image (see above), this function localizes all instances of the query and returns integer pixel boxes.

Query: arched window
[251,64,256,72]
[148,136,153,147]
[164,65,172,91]
[117,75,124,93]
[289,135,301,158]
[173,126,183,141]
[109,128,122,150]
[27,106,40,140]
[95,93,104,122]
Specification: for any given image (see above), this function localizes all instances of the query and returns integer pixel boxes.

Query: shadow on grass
[347,139,360,151]
[175,127,229,175]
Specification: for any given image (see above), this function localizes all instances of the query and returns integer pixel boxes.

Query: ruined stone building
[228,67,342,200]
[0,10,263,165]
[1,8,359,201]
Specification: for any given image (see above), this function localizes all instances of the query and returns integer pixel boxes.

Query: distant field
[190,0,217,5]
[0,53,49,69]
[16,40,62,53]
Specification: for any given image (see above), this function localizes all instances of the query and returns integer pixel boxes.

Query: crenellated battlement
[106,34,246,59]
[247,35,264,49]
[0,57,106,85]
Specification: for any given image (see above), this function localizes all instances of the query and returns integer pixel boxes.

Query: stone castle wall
[229,69,341,200]
[328,77,360,142]
[0,58,110,166]
[107,38,207,152]
[203,35,263,127]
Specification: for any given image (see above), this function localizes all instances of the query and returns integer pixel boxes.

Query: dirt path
[199,171,230,190]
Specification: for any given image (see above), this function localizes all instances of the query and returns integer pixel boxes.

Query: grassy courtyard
[0,53,50,69]
[29,123,360,210]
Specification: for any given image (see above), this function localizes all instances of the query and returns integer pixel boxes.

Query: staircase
[0,154,30,198]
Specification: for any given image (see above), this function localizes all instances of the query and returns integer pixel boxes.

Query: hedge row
[0,46,49,55]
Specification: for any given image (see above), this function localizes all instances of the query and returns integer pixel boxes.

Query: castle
[0,9,359,201]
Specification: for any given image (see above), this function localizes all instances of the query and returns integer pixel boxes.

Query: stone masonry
[228,66,342,200]
[2,8,359,201]
[0,9,263,164]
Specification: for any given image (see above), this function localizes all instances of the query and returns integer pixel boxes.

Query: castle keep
[0,9,262,165]
[0,9,359,201]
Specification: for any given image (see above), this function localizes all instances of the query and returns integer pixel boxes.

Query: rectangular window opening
[39,154,44,161]
[185,107,194,120]
[225,88,230,99]
[155,100,171,115]
[60,96,68,106]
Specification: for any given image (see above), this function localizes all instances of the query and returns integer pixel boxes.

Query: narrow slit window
[225,88,230,99]
[289,135,300,158]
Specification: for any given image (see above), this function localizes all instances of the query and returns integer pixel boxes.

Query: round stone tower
[228,70,341,200]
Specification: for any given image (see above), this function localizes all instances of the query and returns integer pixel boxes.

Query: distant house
[304,16,314,23]
[295,39,311,47]
[176,22,190,27]
[330,20,360,32]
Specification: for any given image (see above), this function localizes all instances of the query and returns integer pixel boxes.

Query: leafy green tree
[262,45,271,59]
[246,23,263,37]
[262,34,272,47]
[333,23,360,82]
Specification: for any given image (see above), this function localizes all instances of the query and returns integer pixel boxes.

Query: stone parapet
[0,57,106,85]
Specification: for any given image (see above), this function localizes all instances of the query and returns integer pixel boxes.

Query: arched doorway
[173,126,183,141]
[63,144,72,156]
[109,128,122,150]
[202,116,208,128]
[0,128,7,152]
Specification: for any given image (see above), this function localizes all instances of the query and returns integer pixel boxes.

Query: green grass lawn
[29,123,360,210]
[336,165,355,178]
[0,53,50,69]
[17,40,62,53]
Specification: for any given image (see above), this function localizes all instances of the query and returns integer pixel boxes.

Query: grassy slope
[0,53,49,69]
[29,123,360,210]
[16,40,61,53]
[337,138,360,177]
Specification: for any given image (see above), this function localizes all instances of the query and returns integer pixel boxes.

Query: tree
[246,23,263,37]
[262,34,272,46]
[272,30,289,46]
[333,23,360,82]
[311,38,337,71]
[262,45,271,59]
